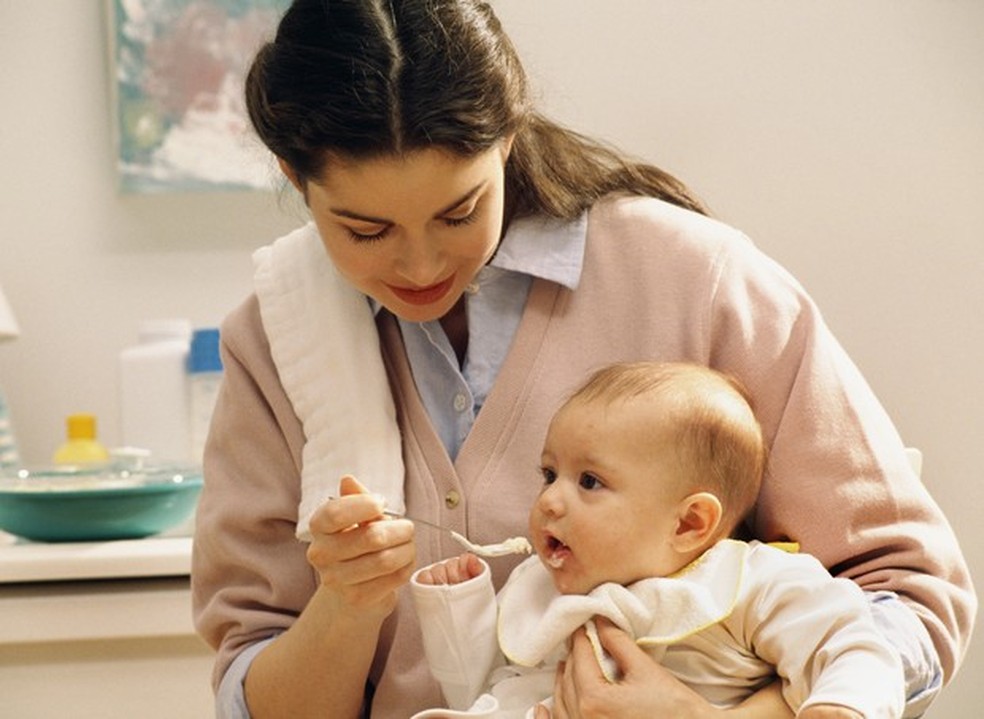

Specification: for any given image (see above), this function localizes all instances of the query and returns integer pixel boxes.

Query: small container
[119,319,192,463]
[187,328,223,464]
[0,391,19,467]
[52,413,110,465]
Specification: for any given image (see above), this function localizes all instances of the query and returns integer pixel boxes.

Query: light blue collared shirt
[396,212,588,459]
[216,211,940,717]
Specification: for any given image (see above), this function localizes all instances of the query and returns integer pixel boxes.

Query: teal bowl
[0,464,202,542]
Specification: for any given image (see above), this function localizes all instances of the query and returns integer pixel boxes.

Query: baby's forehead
[555,394,682,440]
[563,387,680,415]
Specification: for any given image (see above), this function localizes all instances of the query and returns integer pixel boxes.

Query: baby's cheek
[594,538,643,585]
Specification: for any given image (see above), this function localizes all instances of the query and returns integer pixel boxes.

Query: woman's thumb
[339,474,370,496]
[594,616,644,674]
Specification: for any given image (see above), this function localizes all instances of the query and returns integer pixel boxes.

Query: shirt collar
[491,211,587,290]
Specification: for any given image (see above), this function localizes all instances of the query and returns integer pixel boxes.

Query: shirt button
[453,393,469,413]
[445,490,461,509]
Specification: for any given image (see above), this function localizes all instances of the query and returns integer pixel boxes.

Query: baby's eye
[539,466,557,485]
[578,473,603,490]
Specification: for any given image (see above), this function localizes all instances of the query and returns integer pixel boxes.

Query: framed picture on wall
[107,0,289,193]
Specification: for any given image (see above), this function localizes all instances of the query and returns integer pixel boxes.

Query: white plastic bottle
[187,327,223,465]
[118,319,192,464]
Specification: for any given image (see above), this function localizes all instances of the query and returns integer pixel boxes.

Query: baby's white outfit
[410,540,904,718]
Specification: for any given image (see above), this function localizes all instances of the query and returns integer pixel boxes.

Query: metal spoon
[327,497,531,557]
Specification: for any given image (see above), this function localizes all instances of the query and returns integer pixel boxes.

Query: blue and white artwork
[110,0,289,192]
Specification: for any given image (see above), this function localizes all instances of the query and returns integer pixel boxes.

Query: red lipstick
[388,275,455,306]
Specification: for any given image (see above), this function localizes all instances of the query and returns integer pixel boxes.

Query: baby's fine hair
[568,362,767,532]
[245,0,706,221]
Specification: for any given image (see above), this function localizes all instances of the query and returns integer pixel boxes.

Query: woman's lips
[388,275,455,306]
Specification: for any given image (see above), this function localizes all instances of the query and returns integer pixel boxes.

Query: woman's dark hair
[246,0,707,220]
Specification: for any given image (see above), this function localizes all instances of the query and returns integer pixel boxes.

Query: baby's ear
[671,492,723,553]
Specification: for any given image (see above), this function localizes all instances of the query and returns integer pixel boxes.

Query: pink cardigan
[192,196,975,717]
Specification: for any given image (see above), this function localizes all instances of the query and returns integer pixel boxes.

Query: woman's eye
[442,208,478,228]
[346,226,390,243]
[540,467,557,485]
[578,473,603,490]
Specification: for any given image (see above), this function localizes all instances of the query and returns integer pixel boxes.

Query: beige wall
[1,2,980,714]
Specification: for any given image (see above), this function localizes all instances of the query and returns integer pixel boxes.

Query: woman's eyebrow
[328,207,392,224]
[435,182,486,216]
[328,182,487,225]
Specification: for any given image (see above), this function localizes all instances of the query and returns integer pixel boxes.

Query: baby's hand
[416,552,484,585]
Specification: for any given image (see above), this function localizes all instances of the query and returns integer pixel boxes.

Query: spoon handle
[381,507,452,534]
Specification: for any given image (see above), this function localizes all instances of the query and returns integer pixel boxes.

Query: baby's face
[529,397,687,595]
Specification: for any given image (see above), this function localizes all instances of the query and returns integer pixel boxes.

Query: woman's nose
[396,232,445,286]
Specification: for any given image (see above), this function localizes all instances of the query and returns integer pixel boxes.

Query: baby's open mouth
[544,534,572,569]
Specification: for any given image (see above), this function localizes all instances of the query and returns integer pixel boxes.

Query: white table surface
[0,530,192,583]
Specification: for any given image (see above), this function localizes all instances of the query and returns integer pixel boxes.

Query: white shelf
[0,531,192,583]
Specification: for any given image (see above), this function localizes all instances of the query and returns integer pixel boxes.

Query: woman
[191,1,975,717]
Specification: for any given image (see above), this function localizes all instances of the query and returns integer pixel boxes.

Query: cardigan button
[444,490,461,509]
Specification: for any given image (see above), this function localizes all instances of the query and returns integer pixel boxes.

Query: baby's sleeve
[410,558,502,710]
[742,546,905,717]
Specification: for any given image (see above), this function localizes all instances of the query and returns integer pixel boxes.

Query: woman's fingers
[552,660,572,719]
[593,617,646,676]
[568,624,607,687]
[309,475,386,536]
[303,475,416,612]
[309,530,416,613]
[308,521,414,577]
[339,473,370,496]
[566,617,723,718]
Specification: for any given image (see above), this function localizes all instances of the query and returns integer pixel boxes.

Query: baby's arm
[416,552,484,586]
[411,554,502,710]
[745,547,904,717]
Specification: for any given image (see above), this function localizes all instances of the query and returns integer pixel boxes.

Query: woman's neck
[440,296,469,367]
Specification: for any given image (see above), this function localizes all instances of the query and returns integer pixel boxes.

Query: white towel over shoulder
[252,222,405,540]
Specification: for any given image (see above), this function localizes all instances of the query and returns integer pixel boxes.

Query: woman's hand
[416,552,484,585]
[245,475,417,719]
[305,475,417,623]
[548,618,711,719]
[547,617,793,719]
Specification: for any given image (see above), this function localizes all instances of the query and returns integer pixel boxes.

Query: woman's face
[291,143,511,323]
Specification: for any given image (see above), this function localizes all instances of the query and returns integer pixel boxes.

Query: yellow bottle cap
[66,413,98,441]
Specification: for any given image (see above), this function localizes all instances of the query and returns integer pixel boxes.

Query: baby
[410,361,904,718]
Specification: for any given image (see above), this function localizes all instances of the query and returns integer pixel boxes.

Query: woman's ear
[499,133,516,165]
[671,492,723,553]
